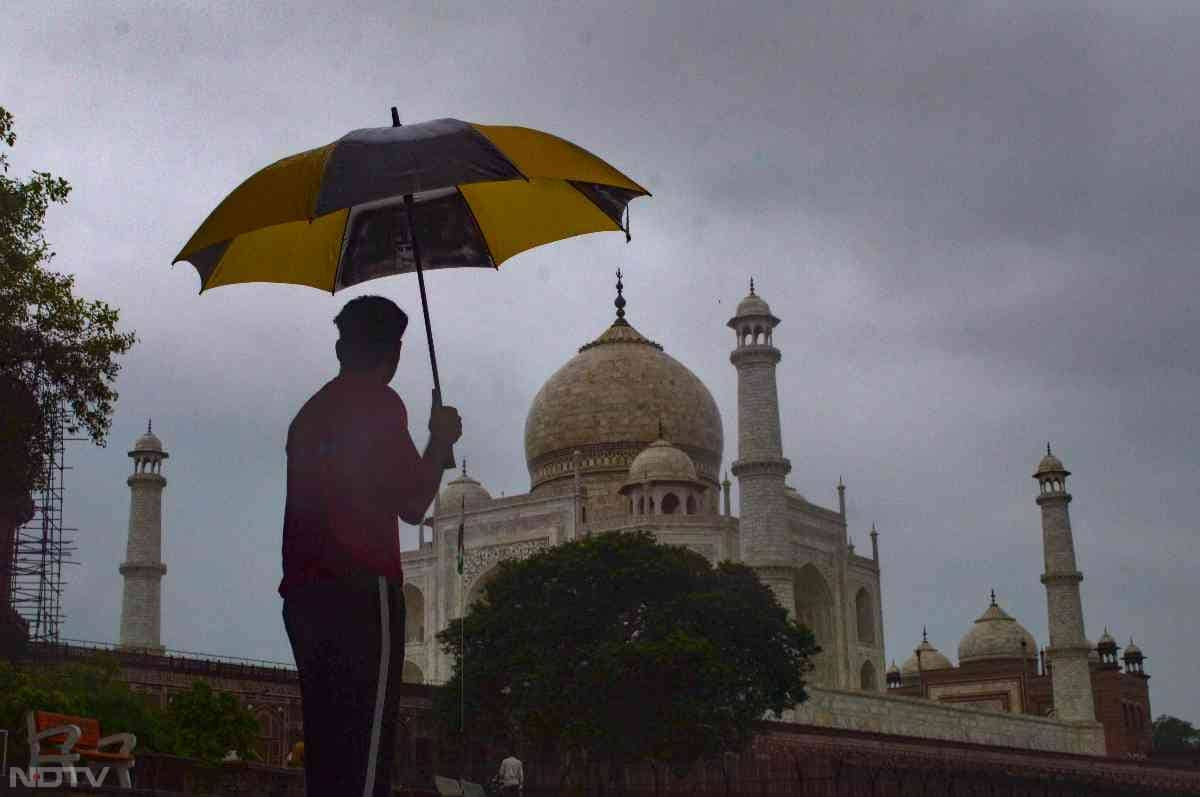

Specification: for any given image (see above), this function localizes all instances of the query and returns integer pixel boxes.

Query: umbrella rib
[566,181,630,239]
[455,187,499,270]
[465,124,530,183]
[330,210,352,293]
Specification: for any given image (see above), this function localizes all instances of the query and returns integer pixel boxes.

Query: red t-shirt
[279,373,440,597]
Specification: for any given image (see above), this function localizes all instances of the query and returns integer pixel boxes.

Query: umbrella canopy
[173,118,649,293]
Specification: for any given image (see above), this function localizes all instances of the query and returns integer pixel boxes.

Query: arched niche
[855,587,874,644]
[860,660,877,692]
[795,564,835,686]
[466,565,501,609]
[403,660,424,685]
[661,493,680,515]
[404,584,425,644]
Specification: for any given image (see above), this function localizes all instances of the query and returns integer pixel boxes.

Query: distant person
[280,296,461,797]
[497,750,524,796]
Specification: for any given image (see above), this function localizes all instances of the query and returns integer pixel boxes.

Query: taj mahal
[104,274,1161,762]
[402,274,883,690]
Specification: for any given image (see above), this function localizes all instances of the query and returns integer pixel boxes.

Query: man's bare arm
[396,437,454,524]
[395,401,462,524]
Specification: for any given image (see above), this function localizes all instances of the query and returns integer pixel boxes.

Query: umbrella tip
[614,269,628,325]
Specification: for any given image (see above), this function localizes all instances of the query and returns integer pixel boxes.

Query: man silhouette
[280,296,462,797]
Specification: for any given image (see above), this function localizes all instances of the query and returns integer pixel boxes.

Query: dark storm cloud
[4,0,1196,722]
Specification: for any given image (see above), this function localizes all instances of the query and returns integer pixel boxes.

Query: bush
[0,657,260,763]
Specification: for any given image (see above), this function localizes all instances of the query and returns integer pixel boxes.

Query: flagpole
[459,493,466,779]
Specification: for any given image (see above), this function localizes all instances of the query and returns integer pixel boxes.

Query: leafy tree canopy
[164,680,262,764]
[435,530,817,785]
[0,656,169,752]
[0,106,135,493]
[0,657,261,763]
[1153,714,1200,753]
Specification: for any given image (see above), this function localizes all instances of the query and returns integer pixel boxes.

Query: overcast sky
[4,1,1197,724]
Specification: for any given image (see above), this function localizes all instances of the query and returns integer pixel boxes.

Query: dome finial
[1047,442,1052,456]
[613,269,627,325]
[461,457,467,478]
[990,589,997,607]
[749,277,755,295]
[148,418,153,433]
[658,417,665,439]
[922,625,928,643]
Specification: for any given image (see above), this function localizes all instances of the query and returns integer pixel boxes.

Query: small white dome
[735,291,773,318]
[958,600,1038,664]
[131,422,165,455]
[626,438,698,484]
[436,470,492,513]
[901,638,954,676]
[1035,445,1067,476]
[134,432,163,452]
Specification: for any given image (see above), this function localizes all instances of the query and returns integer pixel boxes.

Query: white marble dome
[436,470,492,514]
[735,290,773,318]
[627,438,698,483]
[958,601,1038,664]
[524,318,723,492]
[901,638,954,676]
[1035,446,1067,475]
[132,430,164,453]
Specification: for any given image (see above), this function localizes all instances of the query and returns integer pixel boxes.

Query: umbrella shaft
[404,194,455,470]
[399,195,440,398]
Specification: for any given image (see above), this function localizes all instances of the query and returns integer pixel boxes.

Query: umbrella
[173,111,649,464]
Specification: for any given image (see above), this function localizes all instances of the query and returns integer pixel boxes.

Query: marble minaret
[729,281,793,609]
[1034,445,1096,722]
[119,422,168,654]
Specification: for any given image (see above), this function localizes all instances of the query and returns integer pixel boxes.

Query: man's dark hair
[334,296,409,371]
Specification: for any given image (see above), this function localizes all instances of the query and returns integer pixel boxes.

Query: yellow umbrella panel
[174,118,649,294]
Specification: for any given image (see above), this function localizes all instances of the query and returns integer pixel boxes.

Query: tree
[435,530,818,793]
[162,681,262,764]
[1153,714,1200,753]
[0,656,169,753]
[0,105,135,490]
[0,657,260,763]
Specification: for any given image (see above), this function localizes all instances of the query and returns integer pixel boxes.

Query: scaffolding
[7,375,78,643]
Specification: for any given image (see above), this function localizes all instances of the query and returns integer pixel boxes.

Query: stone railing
[24,637,298,681]
[779,685,1106,756]
[582,514,739,535]
[132,752,304,795]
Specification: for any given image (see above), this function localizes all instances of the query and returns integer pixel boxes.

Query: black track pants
[283,575,405,797]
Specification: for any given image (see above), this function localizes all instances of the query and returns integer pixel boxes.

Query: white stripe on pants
[364,575,391,797]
